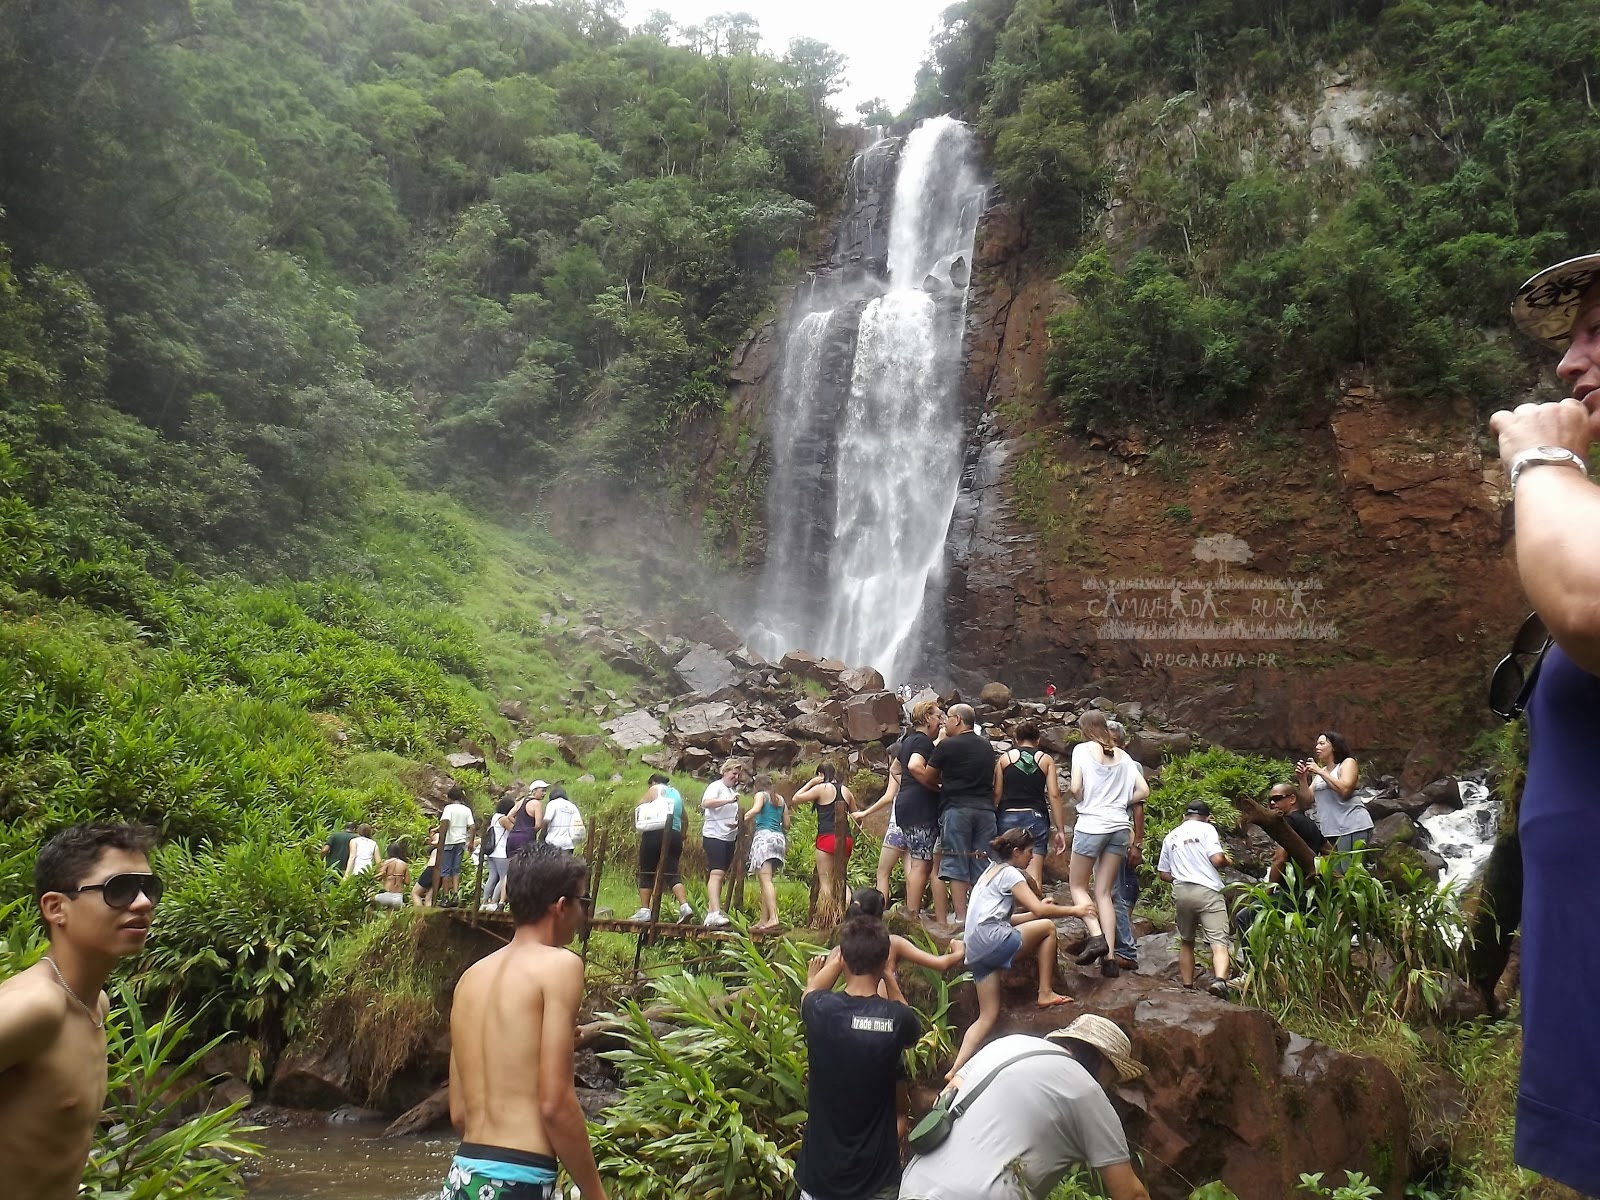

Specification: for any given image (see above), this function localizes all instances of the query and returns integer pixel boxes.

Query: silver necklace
[44,956,104,1029]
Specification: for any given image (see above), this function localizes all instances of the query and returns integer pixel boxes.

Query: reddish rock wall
[944,202,1522,764]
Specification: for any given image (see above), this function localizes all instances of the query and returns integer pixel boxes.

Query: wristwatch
[1508,445,1588,493]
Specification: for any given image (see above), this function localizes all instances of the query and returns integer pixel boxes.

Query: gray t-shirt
[898,1035,1130,1200]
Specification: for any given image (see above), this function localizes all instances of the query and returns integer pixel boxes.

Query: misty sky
[623,0,950,116]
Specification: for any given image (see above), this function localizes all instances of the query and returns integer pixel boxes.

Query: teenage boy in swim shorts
[439,844,605,1200]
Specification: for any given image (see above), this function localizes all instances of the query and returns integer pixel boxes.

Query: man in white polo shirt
[1157,800,1231,998]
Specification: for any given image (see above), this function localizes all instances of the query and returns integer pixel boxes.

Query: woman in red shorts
[794,763,856,913]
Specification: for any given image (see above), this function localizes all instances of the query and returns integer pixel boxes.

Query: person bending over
[440,843,604,1200]
[900,1015,1150,1200]
[0,823,161,1200]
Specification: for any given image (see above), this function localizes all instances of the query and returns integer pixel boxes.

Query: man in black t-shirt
[919,704,996,924]
[797,917,922,1200]
[1267,783,1331,886]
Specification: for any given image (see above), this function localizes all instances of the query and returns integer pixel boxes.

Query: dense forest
[913,0,1599,431]
[0,0,853,1070]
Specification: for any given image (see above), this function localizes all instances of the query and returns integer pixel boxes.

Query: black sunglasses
[64,872,164,909]
[1488,612,1551,721]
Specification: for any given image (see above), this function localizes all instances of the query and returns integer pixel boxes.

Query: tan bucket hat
[1046,1014,1147,1081]
[1511,253,1600,349]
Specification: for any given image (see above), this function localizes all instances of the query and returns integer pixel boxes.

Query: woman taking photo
[1069,711,1149,973]
[794,763,856,924]
[948,827,1092,1078]
[1297,730,1368,852]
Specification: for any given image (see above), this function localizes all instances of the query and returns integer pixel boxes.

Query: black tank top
[814,784,843,836]
[1000,748,1049,816]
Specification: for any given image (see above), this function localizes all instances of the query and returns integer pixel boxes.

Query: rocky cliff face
[940,191,1521,763]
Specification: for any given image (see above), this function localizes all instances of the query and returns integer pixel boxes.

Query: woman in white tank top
[1067,712,1149,970]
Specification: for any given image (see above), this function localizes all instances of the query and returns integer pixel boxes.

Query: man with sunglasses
[439,842,605,1200]
[1491,254,1600,1197]
[0,823,160,1200]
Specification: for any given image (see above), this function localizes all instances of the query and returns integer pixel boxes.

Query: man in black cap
[1156,801,1231,998]
[1489,254,1600,1195]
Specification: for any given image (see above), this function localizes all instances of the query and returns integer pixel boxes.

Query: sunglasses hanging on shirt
[1487,611,1552,722]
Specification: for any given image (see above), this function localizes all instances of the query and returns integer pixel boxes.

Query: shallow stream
[245,1124,452,1200]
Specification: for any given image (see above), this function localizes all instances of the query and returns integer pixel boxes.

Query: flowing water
[747,117,986,683]
[1419,778,1500,891]
[246,1124,452,1199]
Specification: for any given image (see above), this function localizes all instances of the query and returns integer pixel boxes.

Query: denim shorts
[938,807,998,884]
[999,809,1050,855]
[439,843,466,878]
[1072,826,1131,861]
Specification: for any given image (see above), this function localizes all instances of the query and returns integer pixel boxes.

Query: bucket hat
[1046,1014,1147,1081]
[1511,253,1600,349]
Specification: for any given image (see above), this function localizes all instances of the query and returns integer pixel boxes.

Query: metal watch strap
[1509,446,1587,492]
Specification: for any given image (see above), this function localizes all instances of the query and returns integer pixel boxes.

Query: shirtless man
[0,823,159,1199]
[440,842,605,1200]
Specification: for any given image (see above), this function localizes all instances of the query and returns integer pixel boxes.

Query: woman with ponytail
[1068,711,1149,973]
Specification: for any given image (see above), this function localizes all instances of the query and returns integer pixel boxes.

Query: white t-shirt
[441,802,474,847]
[488,817,510,859]
[899,1034,1130,1199]
[1070,742,1140,835]
[347,836,377,875]
[543,797,583,850]
[701,780,740,840]
[966,863,1027,931]
[1157,819,1225,891]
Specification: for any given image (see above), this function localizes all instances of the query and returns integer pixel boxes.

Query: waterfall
[747,116,985,683]
[748,310,839,663]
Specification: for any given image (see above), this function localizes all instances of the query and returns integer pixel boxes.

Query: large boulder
[1372,812,1417,845]
[675,643,740,695]
[679,612,745,653]
[268,1046,354,1111]
[668,702,740,748]
[779,650,848,689]
[838,665,887,694]
[786,709,847,745]
[604,710,666,751]
[843,692,903,742]
[742,729,801,770]
[1128,729,1194,769]
[979,681,1013,708]
[993,974,1410,1199]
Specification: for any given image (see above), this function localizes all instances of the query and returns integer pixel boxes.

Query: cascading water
[747,116,986,683]
[748,310,840,659]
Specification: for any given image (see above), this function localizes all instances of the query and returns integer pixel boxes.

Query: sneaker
[677,902,694,922]
[1208,978,1231,1000]
[1075,936,1109,965]
[1112,955,1138,972]
[704,911,732,928]
[628,907,652,922]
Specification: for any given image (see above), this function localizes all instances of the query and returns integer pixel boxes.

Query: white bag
[635,794,671,832]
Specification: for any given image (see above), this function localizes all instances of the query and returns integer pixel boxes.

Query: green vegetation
[913,0,1597,432]
[590,933,956,1200]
